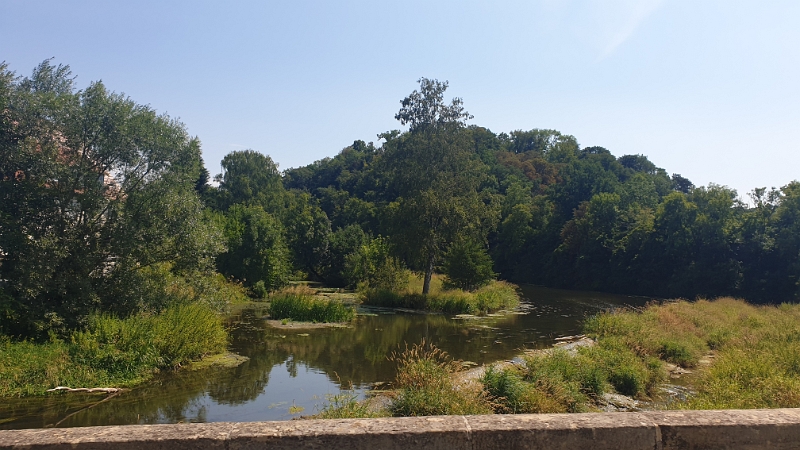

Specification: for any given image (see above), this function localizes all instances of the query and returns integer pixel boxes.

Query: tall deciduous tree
[215,149,285,213]
[383,78,496,294]
[217,204,290,293]
[0,61,222,336]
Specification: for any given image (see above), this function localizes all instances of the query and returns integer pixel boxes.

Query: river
[0,285,655,429]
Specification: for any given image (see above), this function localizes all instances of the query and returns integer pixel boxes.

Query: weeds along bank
[0,303,227,397]
[0,273,249,398]
[587,297,800,409]
[317,298,800,418]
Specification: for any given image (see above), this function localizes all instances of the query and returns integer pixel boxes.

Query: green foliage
[284,191,332,280]
[442,238,496,291]
[585,298,800,409]
[316,391,388,419]
[71,303,227,373]
[214,149,285,212]
[277,76,800,304]
[389,341,492,416]
[344,236,408,291]
[0,302,227,397]
[360,279,519,315]
[0,61,223,338]
[217,204,291,292]
[382,78,498,294]
[481,366,552,413]
[267,286,355,323]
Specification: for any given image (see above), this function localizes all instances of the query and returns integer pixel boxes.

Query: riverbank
[0,303,229,397]
[316,297,800,417]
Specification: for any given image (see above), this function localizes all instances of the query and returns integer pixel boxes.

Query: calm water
[0,285,654,429]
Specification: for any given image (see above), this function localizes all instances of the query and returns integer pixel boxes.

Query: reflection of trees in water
[0,369,219,428]
[249,312,523,388]
[204,351,286,405]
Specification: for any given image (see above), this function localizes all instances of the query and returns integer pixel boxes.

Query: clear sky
[2,0,798,198]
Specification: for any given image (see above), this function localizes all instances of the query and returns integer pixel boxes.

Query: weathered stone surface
[228,416,471,450]
[466,413,659,450]
[2,409,800,449]
[648,409,800,450]
[0,423,231,449]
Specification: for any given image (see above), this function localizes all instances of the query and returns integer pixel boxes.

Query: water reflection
[0,285,653,429]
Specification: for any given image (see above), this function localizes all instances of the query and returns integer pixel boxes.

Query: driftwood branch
[46,388,123,428]
[47,386,122,394]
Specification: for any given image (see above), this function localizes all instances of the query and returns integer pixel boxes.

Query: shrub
[345,237,409,291]
[473,281,520,314]
[71,302,227,372]
[441,239,496,291]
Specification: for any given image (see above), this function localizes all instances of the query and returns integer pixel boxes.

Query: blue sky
[2,0,798,198]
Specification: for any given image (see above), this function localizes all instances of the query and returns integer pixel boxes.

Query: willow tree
[381,78,497,294]
[0,61,222,337]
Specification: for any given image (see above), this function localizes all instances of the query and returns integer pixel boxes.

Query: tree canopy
[0,61,222,336]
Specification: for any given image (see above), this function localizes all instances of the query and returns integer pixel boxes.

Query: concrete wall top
[2,408,800,449]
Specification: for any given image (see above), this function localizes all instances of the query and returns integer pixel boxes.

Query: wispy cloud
[598,0,665,60]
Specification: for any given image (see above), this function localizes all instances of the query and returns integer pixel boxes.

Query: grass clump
[482,365,569,413]
[389,340,492,416]
[361,276,519,315]
[315,392,388,419]
[268,286,355,323]
[0,302,227,397]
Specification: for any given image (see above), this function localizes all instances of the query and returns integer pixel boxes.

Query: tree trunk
[422,251,435,295]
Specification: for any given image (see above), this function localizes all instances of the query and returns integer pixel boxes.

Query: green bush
[268,286,355,323]
[473,281,520,314]
[481,366,532,413]
[442,239,496,291]
[658,339,697,367]
[345,237,409,291]
[71,302,227,371]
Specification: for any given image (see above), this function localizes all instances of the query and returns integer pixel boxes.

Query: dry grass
[586,297,800,409]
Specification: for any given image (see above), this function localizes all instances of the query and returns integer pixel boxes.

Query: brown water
[0,285,654,429]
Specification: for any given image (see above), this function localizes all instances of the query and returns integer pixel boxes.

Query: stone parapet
[2,409,800,449]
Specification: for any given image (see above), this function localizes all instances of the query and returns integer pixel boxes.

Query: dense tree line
[2,62,798,339]
[277,80,800,304]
